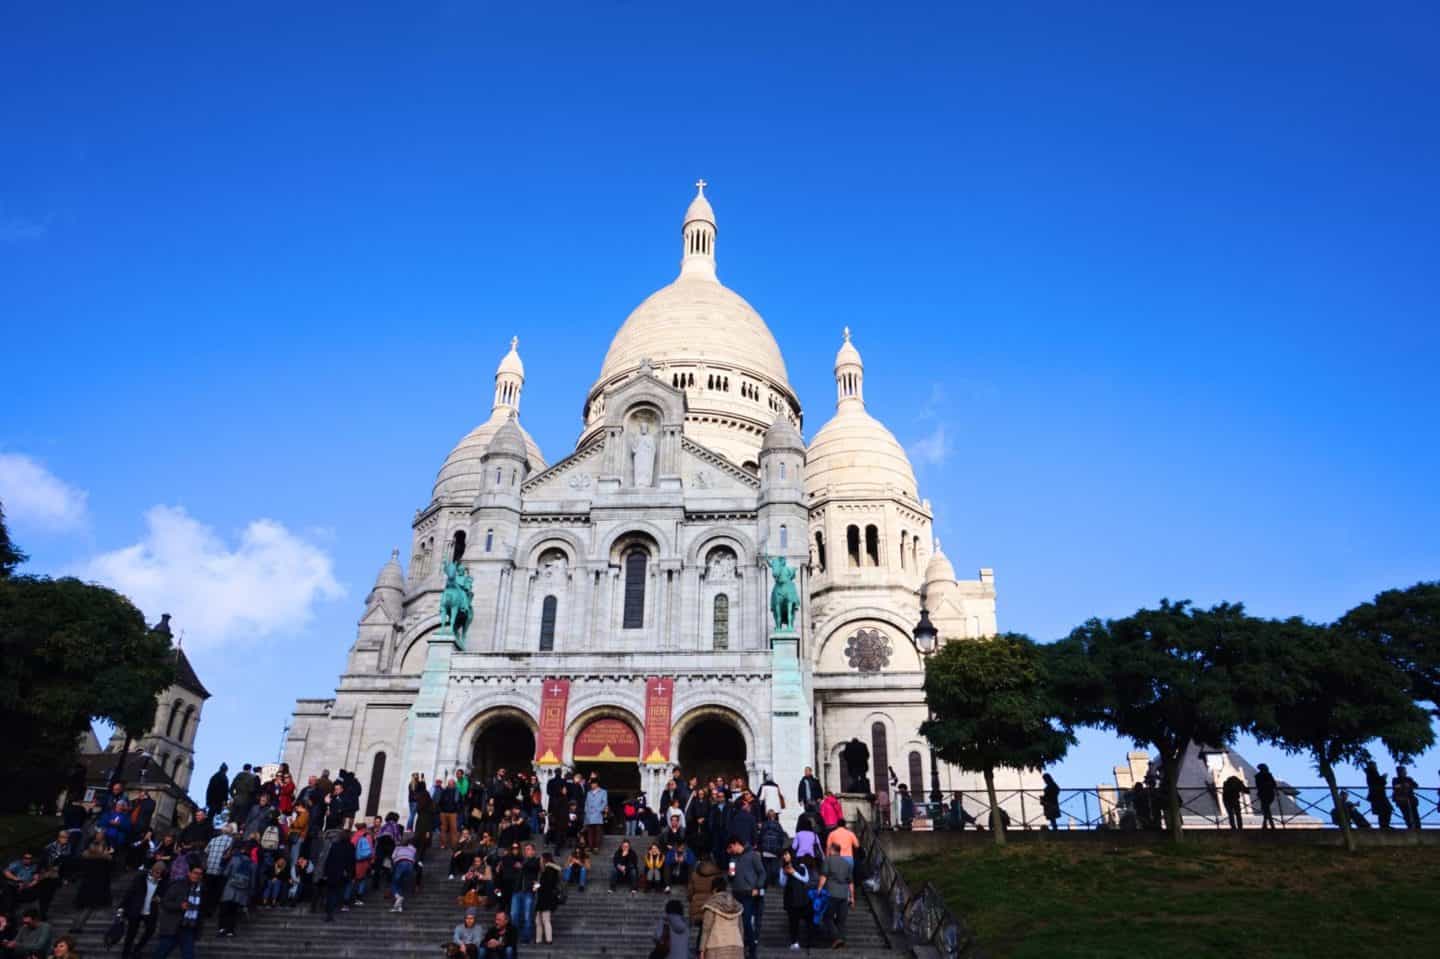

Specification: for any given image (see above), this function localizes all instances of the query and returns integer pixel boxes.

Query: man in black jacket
[322,831,355,922]
[120,861,167,959]
[797,767,822,815]
[152,863,204,959]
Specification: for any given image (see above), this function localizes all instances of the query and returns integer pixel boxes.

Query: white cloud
[909,424,950,466]
[0,453,89,531]
[75,506,345,647]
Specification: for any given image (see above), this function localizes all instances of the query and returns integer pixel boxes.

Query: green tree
[1245,616,1434,852]
[1051,600,1262,840]
[920,633,1074,845]
[0,572,176,812]
[0,502,25,578]
[1338,581,1440,717]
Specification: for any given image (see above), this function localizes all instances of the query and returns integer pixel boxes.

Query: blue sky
[3,2,1438,794]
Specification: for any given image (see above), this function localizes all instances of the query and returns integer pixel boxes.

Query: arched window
[539,595,558,651]
[484,529,494,553]
[779,462,786,480]
[452,530,467,562]
[908,751,924,796]
[365,751,387,818]
[779,524,788,549]
[495,467,502,485]
[165,700,182,738]
[870,722,890,790]
[622,549,647,629]
[713,594,730,650]
[865,525,881,566]
[899,531,908,570]
[181,704,196,744]
[846,526,861,567]
[814,531,827,572]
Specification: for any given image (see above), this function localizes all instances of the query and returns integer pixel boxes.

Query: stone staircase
[50,834,903,958]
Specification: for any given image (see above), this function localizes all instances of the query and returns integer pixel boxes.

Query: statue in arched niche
[630,420,656,487]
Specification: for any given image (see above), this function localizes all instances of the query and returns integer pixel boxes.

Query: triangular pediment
[680,438,761,493]
[520,441,605,500]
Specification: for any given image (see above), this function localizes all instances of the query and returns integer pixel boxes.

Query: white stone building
[284,183,1028,822]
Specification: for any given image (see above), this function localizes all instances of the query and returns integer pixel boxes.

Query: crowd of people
[1,760,873,959]
[436,762,866,957]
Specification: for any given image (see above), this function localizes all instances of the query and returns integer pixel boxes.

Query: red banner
[643,676,675,764]
[573,718,640,762]
[534,678,570,765]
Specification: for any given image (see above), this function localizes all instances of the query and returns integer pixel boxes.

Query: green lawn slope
[899,840,1439,958]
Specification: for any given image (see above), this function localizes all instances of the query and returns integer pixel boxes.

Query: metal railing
[896,783,1440,832]
[854,811,984,958]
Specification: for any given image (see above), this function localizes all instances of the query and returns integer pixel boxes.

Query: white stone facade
[284,184,1030,822]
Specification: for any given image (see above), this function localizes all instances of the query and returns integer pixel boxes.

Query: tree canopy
[0,502,25,578]
[921,632,1073,843]
[1244,615,1434,850]
[1337,581,1440,717]
[1051,600,1267,839]
[0,509,176,811]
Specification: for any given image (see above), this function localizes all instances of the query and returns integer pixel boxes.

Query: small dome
[374,548,405,592]
[761,414,805,455]
[433,412,546,501]
[685,181,716,225]
[487,412,529,459]
[835,327,862,370]
[806,407,919,501]
[497,336,524,377]
[924,539,956,586]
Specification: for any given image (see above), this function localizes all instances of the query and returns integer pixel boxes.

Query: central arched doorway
[472,715,536,779]
[679,717,747,786]
[569,715,642,822]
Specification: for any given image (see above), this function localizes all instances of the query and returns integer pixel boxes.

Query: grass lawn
[898,839,1440,958]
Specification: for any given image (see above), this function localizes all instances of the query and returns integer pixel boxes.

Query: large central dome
[579,182,801,467]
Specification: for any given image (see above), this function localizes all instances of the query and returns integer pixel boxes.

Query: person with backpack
[216,845,253,937]
[778,850,812,951]
[652,898,687,959]
[534,852,562,945]
[756,810,787,887]
[350,824,374,906]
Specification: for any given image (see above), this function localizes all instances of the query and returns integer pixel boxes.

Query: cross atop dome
[681,178,717,279]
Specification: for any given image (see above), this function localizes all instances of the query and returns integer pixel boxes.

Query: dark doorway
[572,761,642,826]
[679,718,747,787]
[472,717,535,780]
[365,751,387,817]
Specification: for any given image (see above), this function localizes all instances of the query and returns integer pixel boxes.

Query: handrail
[855,811,985,958]
[901,784,1440,832]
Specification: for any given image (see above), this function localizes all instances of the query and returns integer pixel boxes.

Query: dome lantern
[680,178,717,280]
[835,326,864,409]
[493,336,525,415]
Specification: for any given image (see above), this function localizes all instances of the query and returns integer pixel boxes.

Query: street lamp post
[913,608,944,807]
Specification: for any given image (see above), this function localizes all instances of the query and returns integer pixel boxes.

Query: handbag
[104,912,126,947]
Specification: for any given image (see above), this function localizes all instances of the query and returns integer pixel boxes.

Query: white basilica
[284,183,1021,821]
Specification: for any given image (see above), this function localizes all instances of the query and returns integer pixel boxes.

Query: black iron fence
[854,811,984,958]
[897,783,1440,832]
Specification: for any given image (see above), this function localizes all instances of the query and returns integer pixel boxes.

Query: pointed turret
[834,326,864,409]
[493,336,525,415]
[680,178,717,280]
[366,549,405,621]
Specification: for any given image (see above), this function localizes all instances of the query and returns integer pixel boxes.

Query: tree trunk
[1319,758,1355,853]
[983,765,1005,846]
[1163,751,1184,842]
[110,731,133,787]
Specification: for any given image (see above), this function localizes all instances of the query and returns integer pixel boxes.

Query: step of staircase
[46,834,904,958]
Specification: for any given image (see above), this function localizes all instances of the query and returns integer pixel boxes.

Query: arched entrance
[679,717,747,786]
[471,715,536,779]
[569,715,642,820]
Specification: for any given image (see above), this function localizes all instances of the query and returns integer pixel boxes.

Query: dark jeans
[218,900,242,934]
[786,906,811,946]
[610,868,637,891]
[151,928,197,959]
[741,892,764,957]
[1259,798,1276,829]
[827,897,850,942]
[325,882,345,918]
[122,911,158,957]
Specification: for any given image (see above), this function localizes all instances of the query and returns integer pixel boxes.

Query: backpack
[759,822,787,856]
[260,826,281,851]
[355,835,373,860]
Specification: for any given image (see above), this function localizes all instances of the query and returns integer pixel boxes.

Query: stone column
[399,631,456,789]
[769,631,811,833]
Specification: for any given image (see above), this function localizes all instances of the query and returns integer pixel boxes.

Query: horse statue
[439,559,474,650]
[768,555,800,634]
